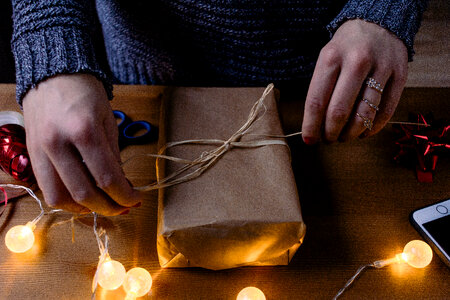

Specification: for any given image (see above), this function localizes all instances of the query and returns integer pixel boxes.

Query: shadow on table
[278,85,350,267]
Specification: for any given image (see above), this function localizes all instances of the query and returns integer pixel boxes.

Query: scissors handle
[114,110,128,132]
[113,110,155,149]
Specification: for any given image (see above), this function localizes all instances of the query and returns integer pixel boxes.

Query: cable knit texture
[327,0,428,60]
[12,0,427,105]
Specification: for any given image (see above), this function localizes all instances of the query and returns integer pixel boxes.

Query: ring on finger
[356,113,374,130]
[366,77,384,94]
[361,98,379,111]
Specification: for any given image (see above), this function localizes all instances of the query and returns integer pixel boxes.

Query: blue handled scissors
[113,110,156,149]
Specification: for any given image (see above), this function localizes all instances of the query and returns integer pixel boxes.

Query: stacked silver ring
[356,113,373,130]
[357,77,384,130]
[361,98,379,111]
[366,77,383,94]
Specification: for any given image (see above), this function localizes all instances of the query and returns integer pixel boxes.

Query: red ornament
[393,113,450,182]
[0,123,35,182]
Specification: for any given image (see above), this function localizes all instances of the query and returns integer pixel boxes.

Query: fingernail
[303,137,317,145]
[133,202,142,208]
[120,209,130,215]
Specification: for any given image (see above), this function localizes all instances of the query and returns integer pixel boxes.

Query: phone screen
[423,214,450,255]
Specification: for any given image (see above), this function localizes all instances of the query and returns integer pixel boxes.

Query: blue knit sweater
[11,0,427,104]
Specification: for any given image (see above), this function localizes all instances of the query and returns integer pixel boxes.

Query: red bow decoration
[393,113,450,182]
[0,124,35,182]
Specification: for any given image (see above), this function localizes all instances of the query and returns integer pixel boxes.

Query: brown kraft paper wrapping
[156,86,306,270]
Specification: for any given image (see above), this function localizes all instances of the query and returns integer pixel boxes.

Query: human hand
[23,74,142,215]
[302,19,408,144]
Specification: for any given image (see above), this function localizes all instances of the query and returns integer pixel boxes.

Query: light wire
[333,263,375,300]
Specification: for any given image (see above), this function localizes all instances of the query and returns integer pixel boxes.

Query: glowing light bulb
[401,240,433,268]
[97,257,126,290]
[5,222,35,253]
[123,267,152,299]
[236,287,266,300]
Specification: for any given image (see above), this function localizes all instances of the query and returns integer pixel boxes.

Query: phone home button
[436,205,448,214]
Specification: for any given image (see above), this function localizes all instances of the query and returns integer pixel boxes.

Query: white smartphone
[410,198,450,268]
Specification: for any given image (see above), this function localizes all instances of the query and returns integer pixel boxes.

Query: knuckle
[328,106,349,123]
[65,114,97,145]
[96,173,116,190]
[69,122,95,145]
[319,44,341,67]
[41,125,61,149]
[348,50,371,72]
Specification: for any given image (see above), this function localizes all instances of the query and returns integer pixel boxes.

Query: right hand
[23,74,142,215]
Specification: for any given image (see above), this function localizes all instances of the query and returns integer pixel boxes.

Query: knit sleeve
[11,0,113,106]
[327,0,428,61]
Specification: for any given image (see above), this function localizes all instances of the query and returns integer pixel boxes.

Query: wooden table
[0,84,449,299]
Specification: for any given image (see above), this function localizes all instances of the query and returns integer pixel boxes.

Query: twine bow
[124,83,300,192]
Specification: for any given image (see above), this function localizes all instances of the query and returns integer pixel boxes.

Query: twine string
[124,83,295,192]
[122,82,430,193]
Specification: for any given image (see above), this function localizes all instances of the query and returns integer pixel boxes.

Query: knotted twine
[123,83,302,192]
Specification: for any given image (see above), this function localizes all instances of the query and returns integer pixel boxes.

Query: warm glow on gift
[236,287,266,300]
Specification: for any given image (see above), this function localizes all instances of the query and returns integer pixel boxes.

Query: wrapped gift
[156,85,306,270]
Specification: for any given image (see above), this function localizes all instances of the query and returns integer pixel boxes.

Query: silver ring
[361,98,379,111]
[356,113,373,130]
[366,77,384,94]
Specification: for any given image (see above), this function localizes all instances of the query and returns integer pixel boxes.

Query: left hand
[302,19,408,144]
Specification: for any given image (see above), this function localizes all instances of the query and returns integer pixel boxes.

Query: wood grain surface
[406,0,450,87]
[0,84,448,299]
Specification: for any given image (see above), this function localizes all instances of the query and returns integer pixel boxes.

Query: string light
[2,184,153,297]
[91,213,126,292]
[5,221,35,253]
[123,267,153,299]
[400,240,433,268]
[91,214,153,297]
[97,255,127,290]
[1,184,51,253]
[236,287,266,300]
[334,240,433,299]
